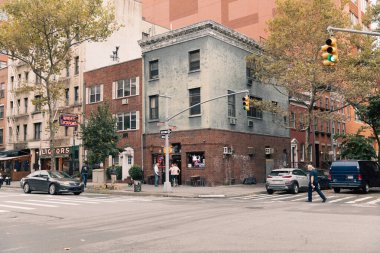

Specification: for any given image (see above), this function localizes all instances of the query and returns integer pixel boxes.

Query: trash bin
[5,176,11,185]
[133,180,141,192]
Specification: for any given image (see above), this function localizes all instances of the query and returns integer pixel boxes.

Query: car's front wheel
[48,184,57,195]
[333,187,341,193]
[291,182,299,194]
[266,189,274,194]
[23,183,31,194]
[73,192,81,195]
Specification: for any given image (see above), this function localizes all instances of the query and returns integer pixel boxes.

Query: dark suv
[329,160,380,193]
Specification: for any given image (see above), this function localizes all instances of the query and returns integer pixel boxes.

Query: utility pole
[159,90,249,192]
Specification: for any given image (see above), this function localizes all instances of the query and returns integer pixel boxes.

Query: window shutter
[100,84,104,102]
[86,88,89,104]
[136,77,139,96]
[136,111,140,130]
[112,82,116,99]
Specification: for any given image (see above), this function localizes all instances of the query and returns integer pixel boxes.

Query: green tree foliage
[80,102,120,166]
[248,0,380,162]
[0,0,118,170]
[353,95,380,158]
[336,132,377,160]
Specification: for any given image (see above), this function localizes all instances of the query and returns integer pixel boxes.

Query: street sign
[161,134,168,139]
[160,129,172,135]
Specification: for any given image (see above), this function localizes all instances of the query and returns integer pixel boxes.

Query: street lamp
[159,94,172,193]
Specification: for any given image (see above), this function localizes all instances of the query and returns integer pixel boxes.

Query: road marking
[0,210,10,213]
[367,198,380,205]
[45,198,100,204]
[0,204,35,210]
[5,201,58,208]
[26,200,79,206]
[327,196,355,203]
[346,196,373,204]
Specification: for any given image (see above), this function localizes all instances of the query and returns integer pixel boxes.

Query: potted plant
[128,165,143,192]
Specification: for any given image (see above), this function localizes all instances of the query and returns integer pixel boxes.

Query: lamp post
[71,130,77,175]
[159,94,172,193]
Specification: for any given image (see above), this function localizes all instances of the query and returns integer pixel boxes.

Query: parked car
[329,160,380,193]
[266,168,308,194]
[316,169,331,190]
[20,170,84,195]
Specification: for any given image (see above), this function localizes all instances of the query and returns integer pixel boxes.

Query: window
[189,49,200,71]
[189,88,201,115]
[117,112,137,131]
[350,12,359,25]
[74,86,79,104]
[24,98,28,113]
[300,144,305,161]
[65,88,69,105]
[325,97,329,109]
[23,124,27,141]
[246,62,257,84]
[25,71,29,82]
[65,126,69,136]
[187,152,205,168]
[0,129,3,145]
[74,56,79,75]
[228,90,236,118]
[0,106,3,119]
[299,113,304,129]
[320,120,324,132]
[290,112,296,128]
[332,121,335,134]
[326,120,330,133]
[16,125,19,141]
[247,97,262,119]
[149,95,159,120]
[17,99,20,114]
[0,83,4,98]
[337,122,341,134]
[8,127,12,142]
[342,123,346,134]
[314,118,318,132]
[66,60,70,77]
[116,78,137,98]
[89,85,101,103]
[149,60,159,79]
[34,95,42,112]
[34,123,41,140]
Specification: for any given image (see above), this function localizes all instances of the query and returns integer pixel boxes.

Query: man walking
[307,164,327,203]
[81,161,89,188]
[154,162,160,187]
[169,163,180,187]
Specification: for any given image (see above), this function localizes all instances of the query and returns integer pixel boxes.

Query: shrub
[128,165,143,181]
[106,166,122,180]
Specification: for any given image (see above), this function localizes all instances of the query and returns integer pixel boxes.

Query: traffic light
[242,95,250,111]
[321,37,338,66]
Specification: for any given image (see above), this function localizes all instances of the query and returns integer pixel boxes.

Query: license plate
[347,175,353,180]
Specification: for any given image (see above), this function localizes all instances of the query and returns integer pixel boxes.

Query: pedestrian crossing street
[229,193,380,206]
[0,192,155,213]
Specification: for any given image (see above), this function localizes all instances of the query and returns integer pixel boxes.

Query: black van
[329,160,380,193]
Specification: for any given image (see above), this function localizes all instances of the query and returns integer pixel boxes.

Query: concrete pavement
[2,180,267,198]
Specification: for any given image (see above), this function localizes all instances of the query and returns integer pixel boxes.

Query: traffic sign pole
[162,95,172,192]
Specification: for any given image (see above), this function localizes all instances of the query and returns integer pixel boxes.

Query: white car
[266,168,308,194]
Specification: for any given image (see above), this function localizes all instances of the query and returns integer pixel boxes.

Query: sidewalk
[2,180,267,198]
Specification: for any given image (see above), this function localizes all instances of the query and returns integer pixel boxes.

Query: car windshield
[48,171,72,179]
[270,170,290,176]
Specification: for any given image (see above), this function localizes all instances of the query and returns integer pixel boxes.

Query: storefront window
[187,152,205,168]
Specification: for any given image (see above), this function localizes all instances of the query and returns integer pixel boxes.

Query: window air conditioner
[223,147,232,155]
[265,148,274,155]
[121,98,128,105]
[229,117,237,125]
[248,120,254,127]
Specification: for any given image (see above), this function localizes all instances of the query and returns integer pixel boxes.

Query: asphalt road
[1,188,379,253]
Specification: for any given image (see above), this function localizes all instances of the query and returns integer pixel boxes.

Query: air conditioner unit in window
[248,120,254,127]
[121,98,128,105]
[229,117,237,125]
[223,146,232,155]
[265,148,274,155]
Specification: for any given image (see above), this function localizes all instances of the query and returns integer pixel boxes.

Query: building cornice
[139,20,260,54]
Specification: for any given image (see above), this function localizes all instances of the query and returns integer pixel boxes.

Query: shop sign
[41,147,71,157]
[59,114,78,127]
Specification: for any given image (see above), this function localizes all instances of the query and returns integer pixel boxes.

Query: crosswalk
[229,193,380,206]
[0,192,154,213]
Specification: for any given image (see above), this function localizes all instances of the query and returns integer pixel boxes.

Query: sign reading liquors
[41,147,71,157]
[59,114,78,127]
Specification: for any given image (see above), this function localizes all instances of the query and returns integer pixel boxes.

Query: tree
[0,0,118,170]
[336,132,377,160]
[80,102,120,166]
[247,0,380,162]
[352,95,380,159]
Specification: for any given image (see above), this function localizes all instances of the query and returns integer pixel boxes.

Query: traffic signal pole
[160,89,249,192]
[327,26,380,36]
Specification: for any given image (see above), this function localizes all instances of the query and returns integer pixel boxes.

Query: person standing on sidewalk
[110,164,117,184]
[154,162,160,187]
[170,163,180,187]
[81,161,89,188]
[307,164,327,203]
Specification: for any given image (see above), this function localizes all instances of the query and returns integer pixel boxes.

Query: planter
[133,180,141,192]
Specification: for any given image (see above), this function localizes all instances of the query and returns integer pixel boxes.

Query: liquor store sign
[40,147,71,157]
[59,114,78,127]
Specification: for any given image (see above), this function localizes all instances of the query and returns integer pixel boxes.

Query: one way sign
[160,129,172,135]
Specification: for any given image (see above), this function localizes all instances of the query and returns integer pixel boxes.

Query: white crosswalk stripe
[0,204,35,210]
[328,196,355,203]
[5,201,58,208]
[367,198,380,205]
[345,196,373,204]
[25,200,80,206]
[0,210,10,213]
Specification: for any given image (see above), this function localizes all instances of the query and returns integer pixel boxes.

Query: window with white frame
[116,78,137,98]
[149,95,159,120]
[117,111,137,131]
[0,83,4,98]
[34,123,41,140]
[227,90,236,118]
[290,112,296,128]
[89,85,101,103]
[0,105,3,119]
[247,97,262,119]
[149,60,159,79]
[189,49,200,72]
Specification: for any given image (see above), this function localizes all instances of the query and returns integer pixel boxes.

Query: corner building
[139,21,290,185]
